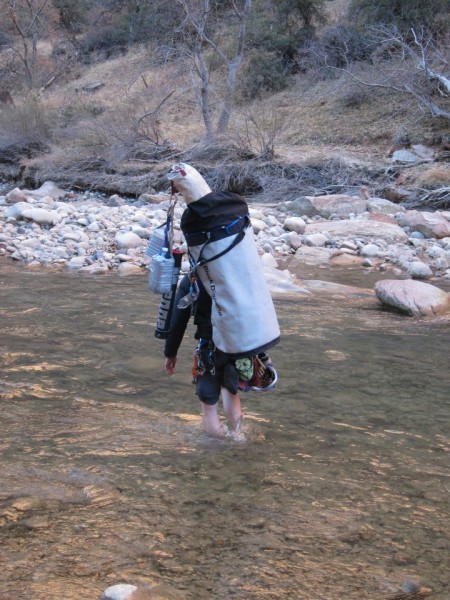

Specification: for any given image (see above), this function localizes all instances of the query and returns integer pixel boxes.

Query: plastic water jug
[148,250,175,294]
[145,225,166,257]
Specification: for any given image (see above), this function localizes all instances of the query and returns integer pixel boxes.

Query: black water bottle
[154,249,183,339]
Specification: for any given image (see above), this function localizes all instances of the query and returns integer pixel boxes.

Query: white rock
[249,208,265,220]
[361,243,380,257]
[115,232,146,249]
[367,198,405,215]
[100,584,138,600]
[407,261,433,279]
[5,187,28,204]
[5,202,30,220]
[21,208,59,226]
[86,221,101,232]
[266,214,280,226]
[79,263,109,274]
[66,256,86,270]
[118,262,142,275]
[375,279,450,316]
[24,181,67,200]
[304,233,329,247]
[251,218,266,233]
[261,252,278,268]
[287,231,302,250]
[284,216,306,234]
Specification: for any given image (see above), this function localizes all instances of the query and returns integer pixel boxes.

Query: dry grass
[4,37,450,204]
[414,164,450,188]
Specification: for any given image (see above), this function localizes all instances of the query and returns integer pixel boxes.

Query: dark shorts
[195,369,221,405]
[194,349,241,405]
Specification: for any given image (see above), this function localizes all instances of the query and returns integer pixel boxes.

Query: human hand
[165,356,177,375]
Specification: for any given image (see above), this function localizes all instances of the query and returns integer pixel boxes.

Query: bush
[78,25,128,62]
[0,96,53,161]
[348,0,450,35]
[305,25,369,74]
[237,51,291,101]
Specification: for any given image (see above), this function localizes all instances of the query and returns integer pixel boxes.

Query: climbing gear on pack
[177,273,200,310]
[235,357,253,381]
[192,339,215,381]
[237,353,278,392]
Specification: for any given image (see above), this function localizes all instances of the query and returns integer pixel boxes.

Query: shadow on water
[0,263,449,600]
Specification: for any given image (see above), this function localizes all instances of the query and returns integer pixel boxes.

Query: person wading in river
[164,273,242,437]
[163,163,280,437]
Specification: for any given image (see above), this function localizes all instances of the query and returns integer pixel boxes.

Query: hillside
[0,0,449,206]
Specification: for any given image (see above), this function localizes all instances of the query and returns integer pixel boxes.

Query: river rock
[263,266,310,294]
[392,149,421,163]
[251,217,266,233]
[367,197,405,215]
[100,583,185,600]
[330,253,365,267]
[407,261,433,279]
[5,187,28,204]
[283,216,306,234]
[305,219,409,243]
[294,245,334,265]
[396,210,450,239]
[360,243,380,257]
[5,201,31,220]
[374,279,450,316]
[22,180,67,200]
[306,194,367,218]
[101,584,138,600]
[283,196,318,217]
[304,232,329,247]
[286,231,302,250]
[21,208,60,226]
[118,262,142,275]
[115,232,146,249]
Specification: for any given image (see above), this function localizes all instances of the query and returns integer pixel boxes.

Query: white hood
[167,163,211,204]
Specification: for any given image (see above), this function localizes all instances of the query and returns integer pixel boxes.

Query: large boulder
[374,279,450,316]
[396,210,450,239]
[23,181,67,200]
[367,197,405,215]
[305,219,409,243]
[305,194,367,219]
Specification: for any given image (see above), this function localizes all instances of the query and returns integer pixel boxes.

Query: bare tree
[175,0,252,138]
[306,24,450,121]
[4,0,54,89]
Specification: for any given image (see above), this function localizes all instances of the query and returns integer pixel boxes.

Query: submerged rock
[374,279,450,316]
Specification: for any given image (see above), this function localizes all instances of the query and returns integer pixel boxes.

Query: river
[0,262,449,600]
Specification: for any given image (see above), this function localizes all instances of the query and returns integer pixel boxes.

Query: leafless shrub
[228,105,288,160]
[197,157,388,201]
[0,95,53,161]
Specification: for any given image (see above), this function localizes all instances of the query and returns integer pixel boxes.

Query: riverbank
[2,179,450,287]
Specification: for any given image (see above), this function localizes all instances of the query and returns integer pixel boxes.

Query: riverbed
[0,263,449,599]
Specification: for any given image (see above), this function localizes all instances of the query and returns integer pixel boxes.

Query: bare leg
[201,403,226,437]
[221,388,242,430]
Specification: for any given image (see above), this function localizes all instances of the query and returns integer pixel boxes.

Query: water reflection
[0,263,449,600]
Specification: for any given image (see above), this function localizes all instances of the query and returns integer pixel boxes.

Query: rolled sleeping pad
[168,162,280,355]
[189,226,280,355]
[154,249,183,339]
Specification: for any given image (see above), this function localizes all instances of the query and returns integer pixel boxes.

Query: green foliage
[274,0,326,29]
[78,25,129,61]
[237,51,291,100]
[53,0,89,33]
[348,0,450,34]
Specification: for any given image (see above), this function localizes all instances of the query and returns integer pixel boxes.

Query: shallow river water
[0,262,449,600]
